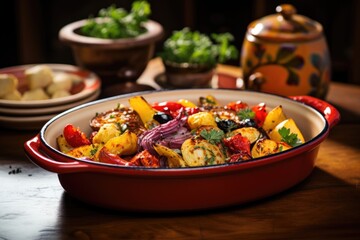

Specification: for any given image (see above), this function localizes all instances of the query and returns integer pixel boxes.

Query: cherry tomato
[223,133,251,155]
[252,103,267,127]
[152,101,199,118]
[228,152,252,163]
[226,101,248,112]
[63,124,91,148]
[131,150,160,167]
[152,101,183,112]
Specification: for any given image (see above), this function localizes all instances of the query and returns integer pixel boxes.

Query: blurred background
[1,0,359,85]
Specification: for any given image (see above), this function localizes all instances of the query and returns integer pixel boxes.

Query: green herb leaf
[159,28,238,65]
[278,127,302,147]
[237,108,255,120]
[200,129,224,145]
[81,0,150,39]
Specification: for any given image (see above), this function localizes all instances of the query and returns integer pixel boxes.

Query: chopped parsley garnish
[237,108,255,120]
[200,129,224,145]
[278,127,302,147]
[90,147,98,156]
[194,146,216,165]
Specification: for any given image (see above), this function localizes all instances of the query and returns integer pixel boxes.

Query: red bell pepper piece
[63,124,91,148]
[252,103,267,127]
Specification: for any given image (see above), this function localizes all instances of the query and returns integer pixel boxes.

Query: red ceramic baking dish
[24,89,340,212]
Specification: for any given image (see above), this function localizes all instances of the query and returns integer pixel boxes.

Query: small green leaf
[278,127,302,147]
[200,129,225,145]
[237,108,255,120]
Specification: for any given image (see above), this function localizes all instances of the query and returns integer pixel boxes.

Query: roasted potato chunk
[181,138,226,166]
[154,144,187,168]
[230,127,262,144]
[187,112,217,130]
[251,139,291,158]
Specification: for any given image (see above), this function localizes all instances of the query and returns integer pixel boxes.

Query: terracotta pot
[162,60,215,88]
[241,4,331,99]
[59,19,164,89]
[24,89,340,212]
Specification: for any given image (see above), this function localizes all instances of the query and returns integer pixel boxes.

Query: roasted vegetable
[269,118,305,145]
[262,105,287,134]
[229,127,262,144]
[251,139,291,158]
[129,95,159,129]
[187,112,217,130]
[181,138,226,166]
[154,144,187,168]
[92,123,121,145]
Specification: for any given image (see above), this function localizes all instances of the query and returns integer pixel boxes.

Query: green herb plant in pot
[158,28,239,88]
[59,0,164,96]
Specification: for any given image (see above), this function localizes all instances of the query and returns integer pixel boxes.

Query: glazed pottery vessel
[241,4,331,99]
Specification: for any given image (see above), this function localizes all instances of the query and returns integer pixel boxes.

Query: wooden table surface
[1,58,360,239]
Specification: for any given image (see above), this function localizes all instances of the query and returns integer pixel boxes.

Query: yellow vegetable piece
[92,123,121,145]
[94,131,138,161]
[177,99,197,108]
[154,144,187,168]
[181,139,226,166]
[251,139,292,158]
[67,144,101,159]
[230,127,261,144]
[129,96,159,129]
[56,134,73,153]
[262,105,287,134]
[269,118,305,143]
[187,112,217,130]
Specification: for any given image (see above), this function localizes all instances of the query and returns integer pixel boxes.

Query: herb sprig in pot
[59,0,164,96]
[158,28,238,88]
[80,1,151,39]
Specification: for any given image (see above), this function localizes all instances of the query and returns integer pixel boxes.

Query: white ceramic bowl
[0,64,101,108]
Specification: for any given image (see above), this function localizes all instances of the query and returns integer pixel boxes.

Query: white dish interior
[41,89,327,154]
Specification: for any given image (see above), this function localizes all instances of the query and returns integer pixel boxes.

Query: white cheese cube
[0,74,18,98]
[21,88,50,101]
[51,90,71,99]
[2,89,22,100]
[46,72,74,95]
[25,65,54,90]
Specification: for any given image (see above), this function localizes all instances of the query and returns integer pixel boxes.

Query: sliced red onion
[138,113,191,154]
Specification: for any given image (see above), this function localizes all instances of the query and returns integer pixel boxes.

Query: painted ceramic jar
[241,4,331,99]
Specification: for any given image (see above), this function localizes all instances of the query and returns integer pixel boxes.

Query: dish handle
[289,95,340,129]
[24,135,92,174]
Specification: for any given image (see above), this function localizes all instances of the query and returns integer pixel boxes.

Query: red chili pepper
[223,133,251,156]
[252,103,267,127]
[98,147,137,166]
[63,124,91,148]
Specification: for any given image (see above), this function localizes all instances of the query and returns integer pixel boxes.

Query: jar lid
[247,4,323,42]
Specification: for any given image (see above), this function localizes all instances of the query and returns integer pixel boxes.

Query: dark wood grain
[1,60,359,240]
